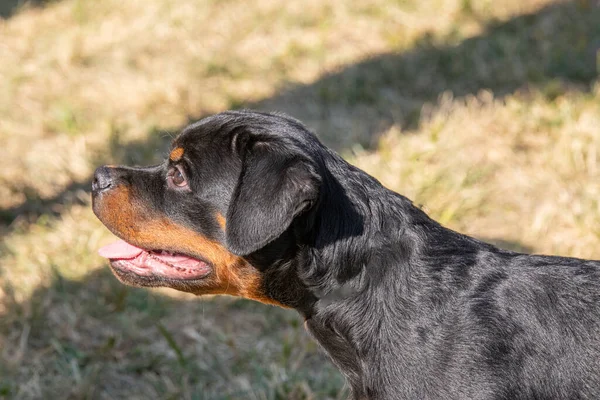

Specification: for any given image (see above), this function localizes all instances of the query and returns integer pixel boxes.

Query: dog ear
[225,142,320,256]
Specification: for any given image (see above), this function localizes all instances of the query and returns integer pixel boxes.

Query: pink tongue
[98,240,144,260]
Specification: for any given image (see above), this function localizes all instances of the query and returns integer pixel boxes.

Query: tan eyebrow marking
[216,213,226,230]
[169,147,184,162]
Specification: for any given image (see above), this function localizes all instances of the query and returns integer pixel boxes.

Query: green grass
[1,0,599,398]
[0,269,346,399]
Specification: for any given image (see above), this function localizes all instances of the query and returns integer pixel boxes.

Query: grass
[0,0,599,398]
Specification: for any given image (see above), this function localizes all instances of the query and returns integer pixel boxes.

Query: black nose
[92,166,114,193]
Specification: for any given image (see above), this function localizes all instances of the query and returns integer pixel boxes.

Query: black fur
[95,110,600,399]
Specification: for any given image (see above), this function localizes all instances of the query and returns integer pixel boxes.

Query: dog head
[92,111,324,309]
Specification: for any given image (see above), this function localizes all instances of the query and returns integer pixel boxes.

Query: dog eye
[167,165,188,189]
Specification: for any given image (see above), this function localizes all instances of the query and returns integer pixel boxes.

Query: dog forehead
[178,111,312,143]
[175,118,229,147]
[172,111,323,168]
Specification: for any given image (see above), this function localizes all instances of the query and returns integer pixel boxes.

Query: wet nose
[92,166,114,193]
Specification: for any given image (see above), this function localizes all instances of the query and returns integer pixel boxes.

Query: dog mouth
[98,240,212,280]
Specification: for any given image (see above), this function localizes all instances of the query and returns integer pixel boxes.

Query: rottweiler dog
[93,110,600,400]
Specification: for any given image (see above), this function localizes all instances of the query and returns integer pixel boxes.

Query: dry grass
[0,0,599,398]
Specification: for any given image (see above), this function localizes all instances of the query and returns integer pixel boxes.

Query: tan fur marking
[169,147,184,162]
[95,185,287,308]
[216,213,226,230]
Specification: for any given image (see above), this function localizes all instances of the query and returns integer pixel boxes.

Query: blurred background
[0,0,599,398]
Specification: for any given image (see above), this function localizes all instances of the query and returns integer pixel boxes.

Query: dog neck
[300,151,428,300]
[297,151,488,398]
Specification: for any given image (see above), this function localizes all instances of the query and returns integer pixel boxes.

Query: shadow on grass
[0,0,54,19]
[1,1,599,238]
[248,1,600,150]
[0,268,345,399]
[0,129,173,232]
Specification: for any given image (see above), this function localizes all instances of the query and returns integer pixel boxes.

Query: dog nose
[92,166,114,193]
